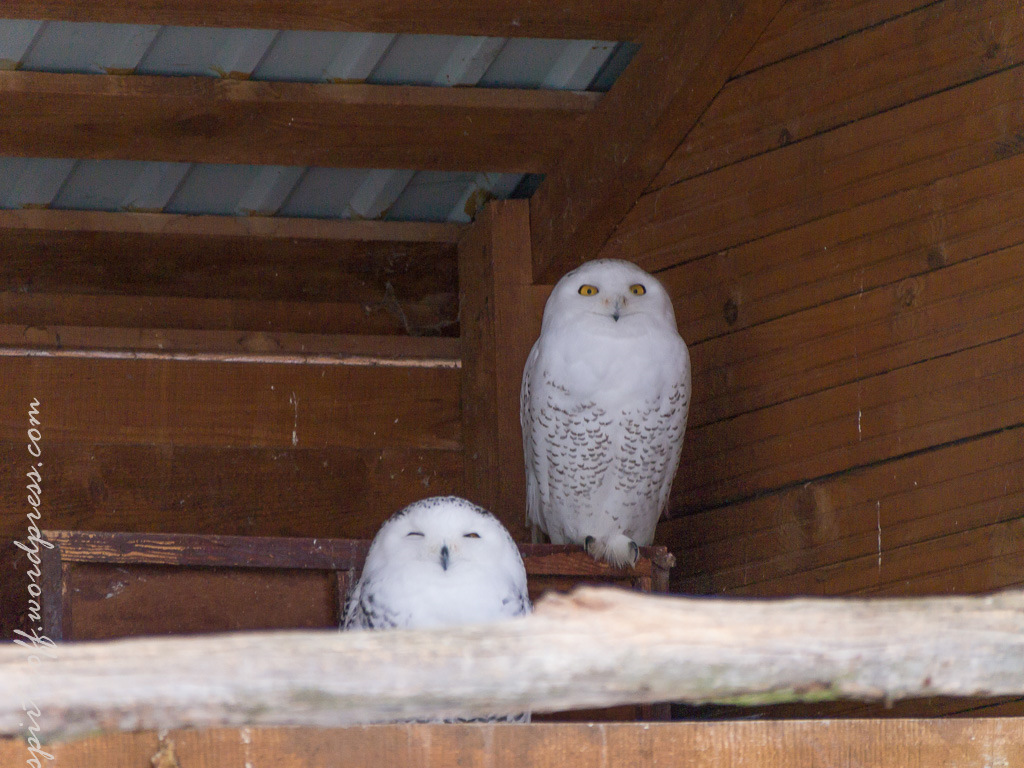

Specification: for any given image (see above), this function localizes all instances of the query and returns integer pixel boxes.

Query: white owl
[521,259,690,567]
[343,495,530,631]
[342,496,531,722]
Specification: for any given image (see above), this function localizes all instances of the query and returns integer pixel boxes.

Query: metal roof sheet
[0,19,636,223]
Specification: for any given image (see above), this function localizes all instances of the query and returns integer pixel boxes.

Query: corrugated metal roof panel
[0,19,636,223]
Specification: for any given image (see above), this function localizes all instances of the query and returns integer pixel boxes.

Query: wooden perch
[2,586,1023,739]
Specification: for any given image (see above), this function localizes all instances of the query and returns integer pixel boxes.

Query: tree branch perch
[2,587,1023,739]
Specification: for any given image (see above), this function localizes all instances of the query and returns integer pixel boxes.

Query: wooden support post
[458,200,548,538]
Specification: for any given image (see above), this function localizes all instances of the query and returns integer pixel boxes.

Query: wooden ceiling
[0,0,788,281]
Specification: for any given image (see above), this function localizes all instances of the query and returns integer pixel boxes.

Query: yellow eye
[578,284,599,296]
[630,284,647,296]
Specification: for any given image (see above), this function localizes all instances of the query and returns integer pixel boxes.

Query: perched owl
[521,259,690,568]
[343,495,531,630]
[342,496,531,722]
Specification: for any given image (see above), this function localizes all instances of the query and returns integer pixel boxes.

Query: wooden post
[458,200,547,538]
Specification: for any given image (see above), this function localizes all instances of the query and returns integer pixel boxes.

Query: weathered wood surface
[1,587,1023,737]
[0,0,654,40]
[3,720,1024,768]
[0,72,598,173]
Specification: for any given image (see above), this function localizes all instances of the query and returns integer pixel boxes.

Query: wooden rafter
[529,0,786,283]
[0,71,598,173]
[0,208,463,242]
[0,0,653,40]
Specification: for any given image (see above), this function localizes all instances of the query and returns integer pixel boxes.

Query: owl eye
[406,531,425,538]
[578,284,599,296]
[629,284,646,296]
[463,532,481,539]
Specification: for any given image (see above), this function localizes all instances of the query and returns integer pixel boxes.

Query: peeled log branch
[2,587,1024,738]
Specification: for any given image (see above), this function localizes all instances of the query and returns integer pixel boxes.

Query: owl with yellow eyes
[520,259,690,567]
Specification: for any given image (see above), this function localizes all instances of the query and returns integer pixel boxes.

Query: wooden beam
[1,586,1024,735]
[529,0,785,283]
[0,326,461,364]
[0,0,653,40]
[3,720,1024,768]
[0,355,461,450]
[0,208,461,338]
[0,71,598,173]
[0,208,463,242]
[458,201,548,537]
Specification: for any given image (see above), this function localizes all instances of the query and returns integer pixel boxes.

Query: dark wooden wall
[624,0,1024,603]
[0,212,465,638]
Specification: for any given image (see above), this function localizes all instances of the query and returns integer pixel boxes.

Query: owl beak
[612,297,623,322]
[439,544,450,571]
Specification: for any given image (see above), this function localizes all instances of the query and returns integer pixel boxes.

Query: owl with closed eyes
[343,496,530,631]
[521,259,690,568]
[342,496,531,722]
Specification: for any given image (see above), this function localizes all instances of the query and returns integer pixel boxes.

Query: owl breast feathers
[521,259,690,567]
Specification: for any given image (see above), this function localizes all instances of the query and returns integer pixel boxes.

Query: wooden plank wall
[0,212,465,639]
[570,0,1024,663]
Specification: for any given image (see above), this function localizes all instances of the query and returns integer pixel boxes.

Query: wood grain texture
[0,325,461,362]
[736,0,935,74]
[676,332,1024,511]
[0,0,655,40]
[0,356,461,450]
[2,720,1024,768]
[0,208,463,243]
[458,201,547,536]
[2,586,1024,736]
[0,72,598,173]
[686,240,1024,428]
[662,149,1024,346]
[530,0,786,282]
[610,64,1024,269]
[0,215,460,337]
[662,426,1024,596]
[652,0,1024,187]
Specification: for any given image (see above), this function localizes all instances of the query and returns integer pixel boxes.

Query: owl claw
[583,536,597,556]
[627,541,640,567]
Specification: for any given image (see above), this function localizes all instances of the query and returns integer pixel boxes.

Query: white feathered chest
[521,259,690,565]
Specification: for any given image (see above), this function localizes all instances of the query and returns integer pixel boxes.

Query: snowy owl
[343,496,530,630]
[521,258,690,568]
[342,496,531,722]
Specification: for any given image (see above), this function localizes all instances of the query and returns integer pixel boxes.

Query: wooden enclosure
[2,0,1024,759]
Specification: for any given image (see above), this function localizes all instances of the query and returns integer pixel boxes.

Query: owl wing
[341,578,400,630]
[520,341,544,530]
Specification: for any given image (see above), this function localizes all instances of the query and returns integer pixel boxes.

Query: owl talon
[583,536,597,556]
[628,541,640,567]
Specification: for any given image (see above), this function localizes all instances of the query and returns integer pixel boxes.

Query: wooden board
[674,331,1024,511]
[661,426,1024,594]
[736,0,934,74]
[0,355,461,450]
[530,0,785,282]
[686,240,1024,427]
[661,149,1024,346]
[2,717,1024,767]
[0,0,655,40]
[652,0,1024,188]
[0,72,598,173]
[609,65,1024,269]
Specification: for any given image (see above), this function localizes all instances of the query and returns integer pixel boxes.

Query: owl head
[362,495,527,590]
[541,258,679,339]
